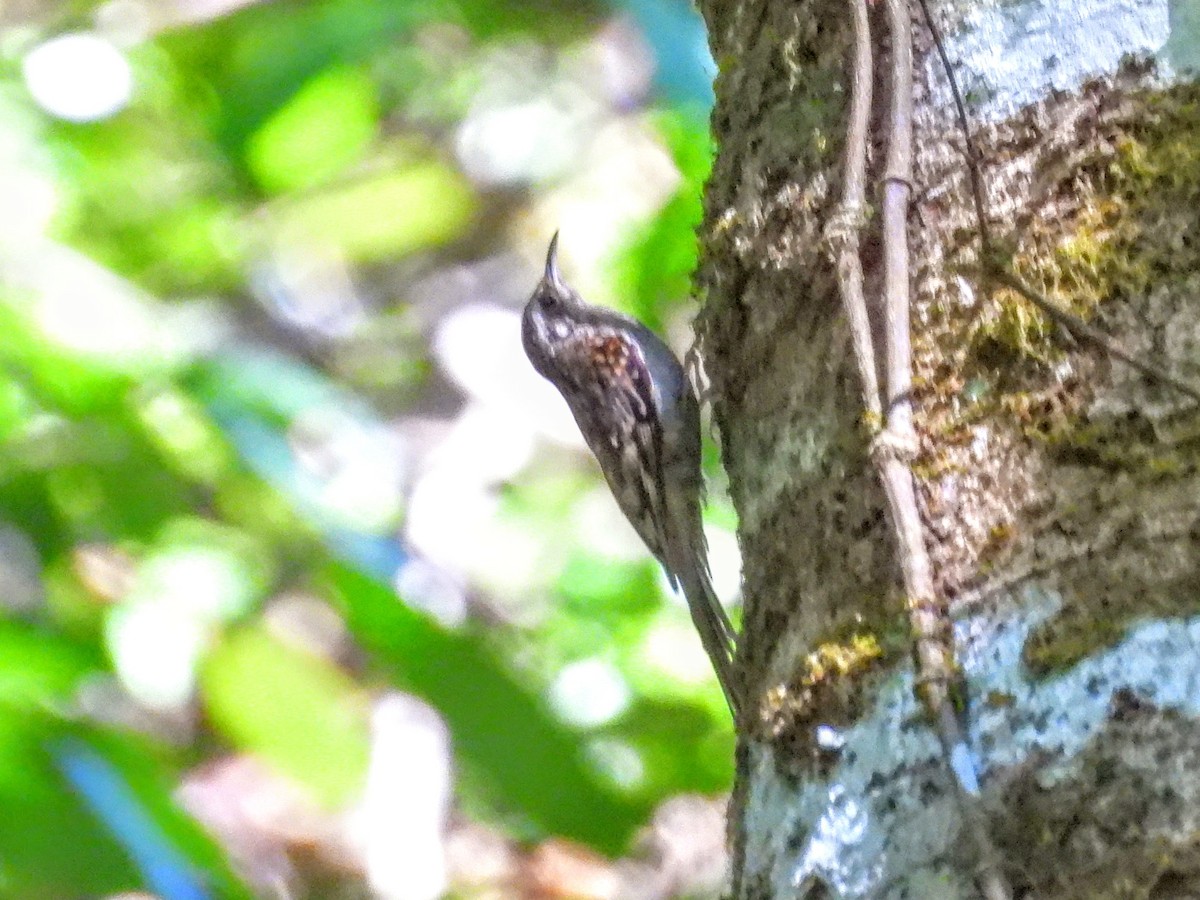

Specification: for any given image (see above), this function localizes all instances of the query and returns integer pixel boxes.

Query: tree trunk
[694,0,1200,897]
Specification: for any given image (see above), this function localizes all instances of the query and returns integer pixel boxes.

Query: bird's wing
[560,331,674,571]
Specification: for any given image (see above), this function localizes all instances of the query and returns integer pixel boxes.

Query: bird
[521,233,741,717]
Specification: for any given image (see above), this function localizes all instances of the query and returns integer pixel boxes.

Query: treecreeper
[520,234,741,718]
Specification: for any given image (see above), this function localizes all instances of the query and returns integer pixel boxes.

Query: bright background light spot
[584,737,644,790]
[641,616,716,687]
[704,526,742,608]
[106,601,209,711]
[22,33,133,123]
[352,694,451,900]
[548,658,630,727]
[571,488,646,562]
[287,406,406,531]
[433,302,580,446]
[126,546,255,621]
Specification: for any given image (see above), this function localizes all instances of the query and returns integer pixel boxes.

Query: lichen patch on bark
[913,69,1200,672]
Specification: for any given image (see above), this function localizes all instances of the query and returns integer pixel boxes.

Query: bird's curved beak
[544,231,565,291]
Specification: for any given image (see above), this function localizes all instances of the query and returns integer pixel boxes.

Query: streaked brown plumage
[521,233,740,716]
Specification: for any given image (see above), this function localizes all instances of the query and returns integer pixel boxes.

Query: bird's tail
[677,550,741,718]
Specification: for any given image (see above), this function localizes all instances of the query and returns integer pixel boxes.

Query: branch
[916,0,992,252]
[988,268,1200,404]
[881,0,914,440]
[824,0,882,420]
[877,1,1013,897]
[878,0,948,740]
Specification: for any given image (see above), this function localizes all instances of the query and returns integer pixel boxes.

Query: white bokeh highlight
[548,657,631,727]
[350,694,452,900]
[23,33,133,122]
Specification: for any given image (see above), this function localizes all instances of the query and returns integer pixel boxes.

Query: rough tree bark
[693,0,1200,897]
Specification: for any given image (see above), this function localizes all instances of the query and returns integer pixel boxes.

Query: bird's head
[521,231,586,377]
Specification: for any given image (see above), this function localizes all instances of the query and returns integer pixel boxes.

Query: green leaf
[0,724,139,898]
[132,386,237,486]
[0,376,35,442]
[0,297,131,415]
[325,564,647,854]
[604,700,734,798]
[271,161,473,261]
[557,553,659,621]
[43,416,195,541]
[0,623,250,897]
[0,624,121,895]
[246,65,379,194]
[0,619,99,712]
[201,627,370,807]
[160,0,431,156]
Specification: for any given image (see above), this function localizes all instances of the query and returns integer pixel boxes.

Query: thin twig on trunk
[881,0,914,441]
[989,268,1200,404]
[876,1,1013,897]
[915,0,992,252]
[824,0,882,420]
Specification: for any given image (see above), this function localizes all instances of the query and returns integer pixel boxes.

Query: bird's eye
[540,291,559,309]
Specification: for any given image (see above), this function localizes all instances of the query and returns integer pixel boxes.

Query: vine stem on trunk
[823,0,1015,896]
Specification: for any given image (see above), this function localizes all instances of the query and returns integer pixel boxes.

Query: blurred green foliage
[0,0,725,895]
